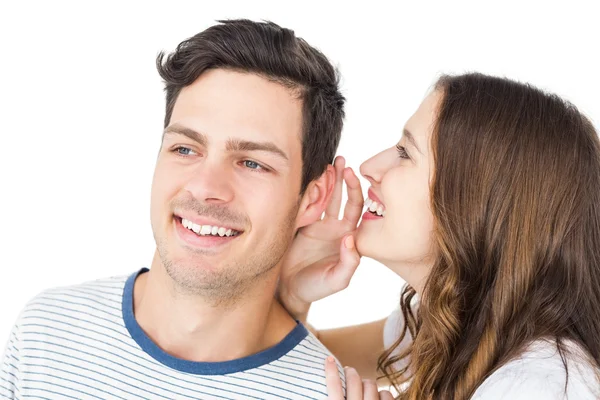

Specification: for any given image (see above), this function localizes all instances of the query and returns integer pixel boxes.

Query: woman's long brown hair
[378,73,600,399]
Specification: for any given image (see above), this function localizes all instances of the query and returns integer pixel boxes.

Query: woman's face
[355,91,439,291]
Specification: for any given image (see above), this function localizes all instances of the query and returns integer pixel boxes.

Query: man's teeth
[364,198,386,217]
[181,218,238,237]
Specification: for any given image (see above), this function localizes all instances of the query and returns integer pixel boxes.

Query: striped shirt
[0,268,345,399]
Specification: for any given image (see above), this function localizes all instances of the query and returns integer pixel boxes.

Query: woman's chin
[355,230,379,261]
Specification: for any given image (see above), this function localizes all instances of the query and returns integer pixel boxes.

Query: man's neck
[133,253,297,363]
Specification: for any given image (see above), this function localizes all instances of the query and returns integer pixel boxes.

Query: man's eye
[243,160,263,170]
[173,146,196,156]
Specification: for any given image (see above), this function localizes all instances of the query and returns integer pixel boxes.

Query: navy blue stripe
[263,363,327,381]
[20,368,130,400]
[181,368,301,400]
[63,287,121,306]
[22,336,275,400]
[272,358,329,379]
[285,354,326,369]
[302,340,332,357]
[22,378,105,400]
[22,346,209,399]
[212,371,301,400]
[0,384,15,398]
[244,370,325,398]
[21,351,170,399]
[34,295,118,319]
[19,394,52,400]
[79,287,123,298]
[37,292,121,312]
[20,329,312,400]
[258,365,326,388]
[19,328,324,394]
[21,322,143,357]
[20,350,228,400]
[21,344,273,400]
[186,375,291,400]
[27,303,121,330]
[5,364,19,379]
[1,370,17,388]
[302,339,325,352]
[20,330,164,378]
[159,365,296,400]
[80,282,124,291]
[22,311,130,341]
[67,285,123,300]
[293,348,329,363]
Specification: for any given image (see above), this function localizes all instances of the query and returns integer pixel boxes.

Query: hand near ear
[278,156,364,322]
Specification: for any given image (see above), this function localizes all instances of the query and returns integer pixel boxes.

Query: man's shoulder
[28,272,130,304]
[17,271,133,327]
[278,328,346,382]
[252,327,345,398]
[289,330,336,363]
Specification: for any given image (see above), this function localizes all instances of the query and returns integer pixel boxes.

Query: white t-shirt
[0,268,345,399]
[384,309,600,399]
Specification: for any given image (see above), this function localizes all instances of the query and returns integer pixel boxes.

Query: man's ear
[295,164,335,229]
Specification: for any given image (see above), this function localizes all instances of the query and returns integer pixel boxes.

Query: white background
[0,1,598,346]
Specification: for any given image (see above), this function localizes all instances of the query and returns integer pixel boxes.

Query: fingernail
[326,356,335,363]
[344,235,354,249]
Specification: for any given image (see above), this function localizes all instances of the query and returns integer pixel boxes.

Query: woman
[278,73,600,399]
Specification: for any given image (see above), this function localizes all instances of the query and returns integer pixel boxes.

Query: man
[0,19,345,399]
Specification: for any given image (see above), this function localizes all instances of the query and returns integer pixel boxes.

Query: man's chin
[165,255,221,274]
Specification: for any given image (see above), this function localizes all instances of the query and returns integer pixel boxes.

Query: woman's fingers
[325,357,345,399]
[362,379,380,400]
[344,367,363,399]
[365,380,395,400]
[325,358,392,400]
[327,235,361,292]
[325,156,346,219]
[342,167,364,227]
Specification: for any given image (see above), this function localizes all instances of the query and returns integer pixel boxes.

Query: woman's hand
[278,156,364,321]
[325,357,394,400]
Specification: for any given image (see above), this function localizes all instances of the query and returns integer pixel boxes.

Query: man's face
[150,69,304,298]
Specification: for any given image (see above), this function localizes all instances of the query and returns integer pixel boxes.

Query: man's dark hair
[156,19,345,194]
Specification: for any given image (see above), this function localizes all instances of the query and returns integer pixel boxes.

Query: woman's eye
[396,144,410,159]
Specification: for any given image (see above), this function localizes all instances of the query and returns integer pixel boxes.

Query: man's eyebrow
[226,139,289,162]
[163,124,289,162]
[163,124,208,146]
[404,129,422,154]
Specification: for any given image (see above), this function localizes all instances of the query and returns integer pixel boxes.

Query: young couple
[2,19,599,400]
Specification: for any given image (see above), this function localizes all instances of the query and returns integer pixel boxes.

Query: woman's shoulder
[472,339,600,400]
[383,304,419,349]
